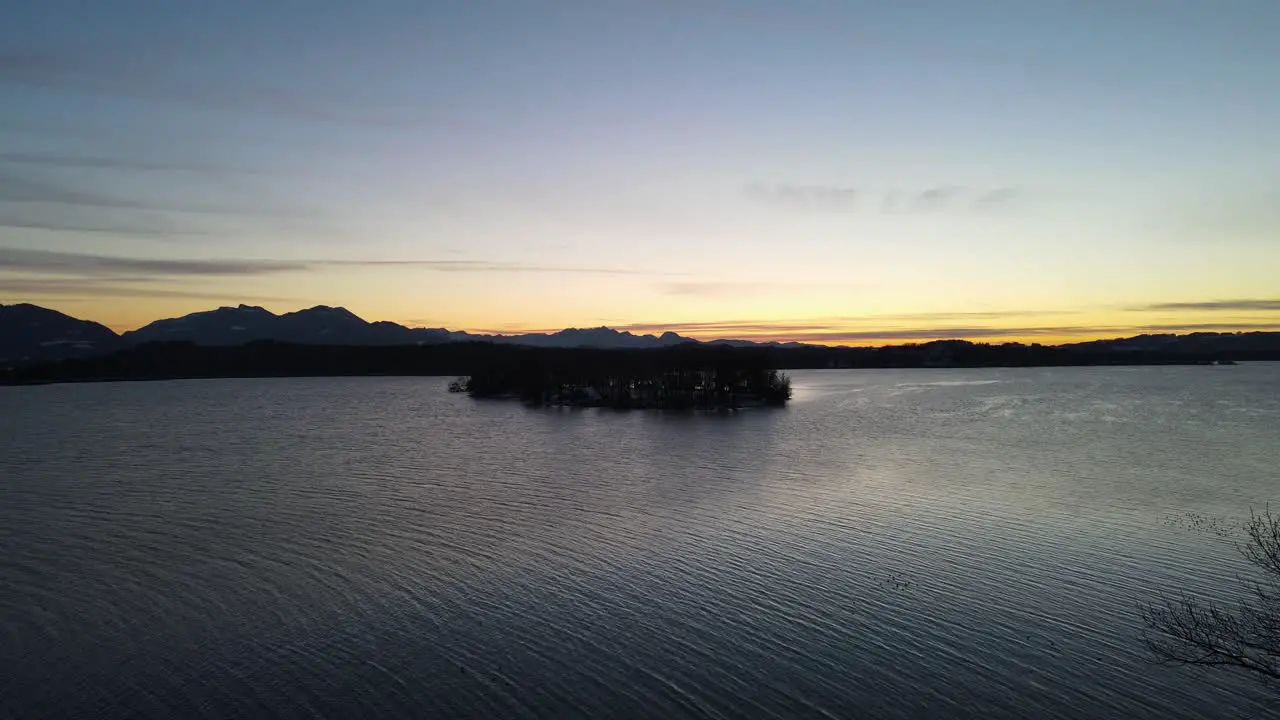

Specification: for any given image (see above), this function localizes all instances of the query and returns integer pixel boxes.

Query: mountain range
[0,304,120,364]
[3,302,1280,367]
[0,303,808,365]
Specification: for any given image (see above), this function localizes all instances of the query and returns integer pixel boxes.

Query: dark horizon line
[4,300,1280,351]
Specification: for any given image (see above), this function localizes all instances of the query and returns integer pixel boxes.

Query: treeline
[456,351,792,407]
[0,338,1270,387]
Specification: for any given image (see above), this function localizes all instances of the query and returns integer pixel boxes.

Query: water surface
[2,366,1277,719]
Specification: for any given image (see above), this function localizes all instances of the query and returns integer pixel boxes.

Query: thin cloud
[749,323,1280,344]
[658,281,855,297]
[698,323,1280,345]
[0,47,423,130]
[971,188,1019,209]
[910,186,963,212]
[460,321,838,337]
[0,277,302,303]
[613,320,842,335]
[0,216,214,237]
[0,248,680,280]
[1135,299,1280,312]
[463,308,1272,344]
[446,323,1242,345]
[1138,322,1280,332]
[0,173,302,218]
[613,311,1070,335]
[745,184,1020,214]
[323,259,682,276]
[876,310,1070,321]
[766,327,1130,343]
[0,174,159,212]
[0,248,308,277]
[0,151,254,176]
[586,317,1280,345]
[1,163,345,245]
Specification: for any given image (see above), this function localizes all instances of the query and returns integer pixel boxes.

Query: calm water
[2,366,1278,719]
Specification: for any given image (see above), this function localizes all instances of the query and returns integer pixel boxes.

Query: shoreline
[0,359,1251,389]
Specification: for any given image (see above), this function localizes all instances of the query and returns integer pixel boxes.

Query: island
[450,366,791,408]
[445,344,792,408]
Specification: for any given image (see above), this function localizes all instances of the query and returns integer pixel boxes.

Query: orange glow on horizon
[16,297,1279,349]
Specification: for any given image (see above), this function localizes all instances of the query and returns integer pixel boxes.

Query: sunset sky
[2,1,1277,345]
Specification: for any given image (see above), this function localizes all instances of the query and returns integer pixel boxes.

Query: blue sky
[1,1,1277,342]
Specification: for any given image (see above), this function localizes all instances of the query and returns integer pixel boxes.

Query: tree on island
[445,346,792,408]
[1141,508,1280,686]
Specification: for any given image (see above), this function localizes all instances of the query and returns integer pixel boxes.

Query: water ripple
[1,366,1278,718]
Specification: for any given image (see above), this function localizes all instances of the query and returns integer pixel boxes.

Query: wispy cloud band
[0,151,253,175]
[0,277,301,303]
[0,216,215,237]
[0,173,301,218]
[1134,299,1280,312]
[0,247,682,279]
[0,248,307,276]
[0,47,424,129]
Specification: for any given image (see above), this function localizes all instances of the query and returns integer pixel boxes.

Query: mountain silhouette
[0,303,120,364]
[0,302,862,358]
[122,305,283,346]
[122,305,438,347]
[489,326,693,349]
[3,303,1279,370]
[118,305,702,349]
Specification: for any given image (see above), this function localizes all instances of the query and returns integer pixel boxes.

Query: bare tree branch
[1141,508,1280,686]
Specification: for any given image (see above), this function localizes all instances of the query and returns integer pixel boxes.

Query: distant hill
[1061,332,1280,355]
[487,326,695,349]
[120,305,450,347]
[122,305,286,346]
[0,304,120,364]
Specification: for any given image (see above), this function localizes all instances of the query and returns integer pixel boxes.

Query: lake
[2,366,1277,719]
